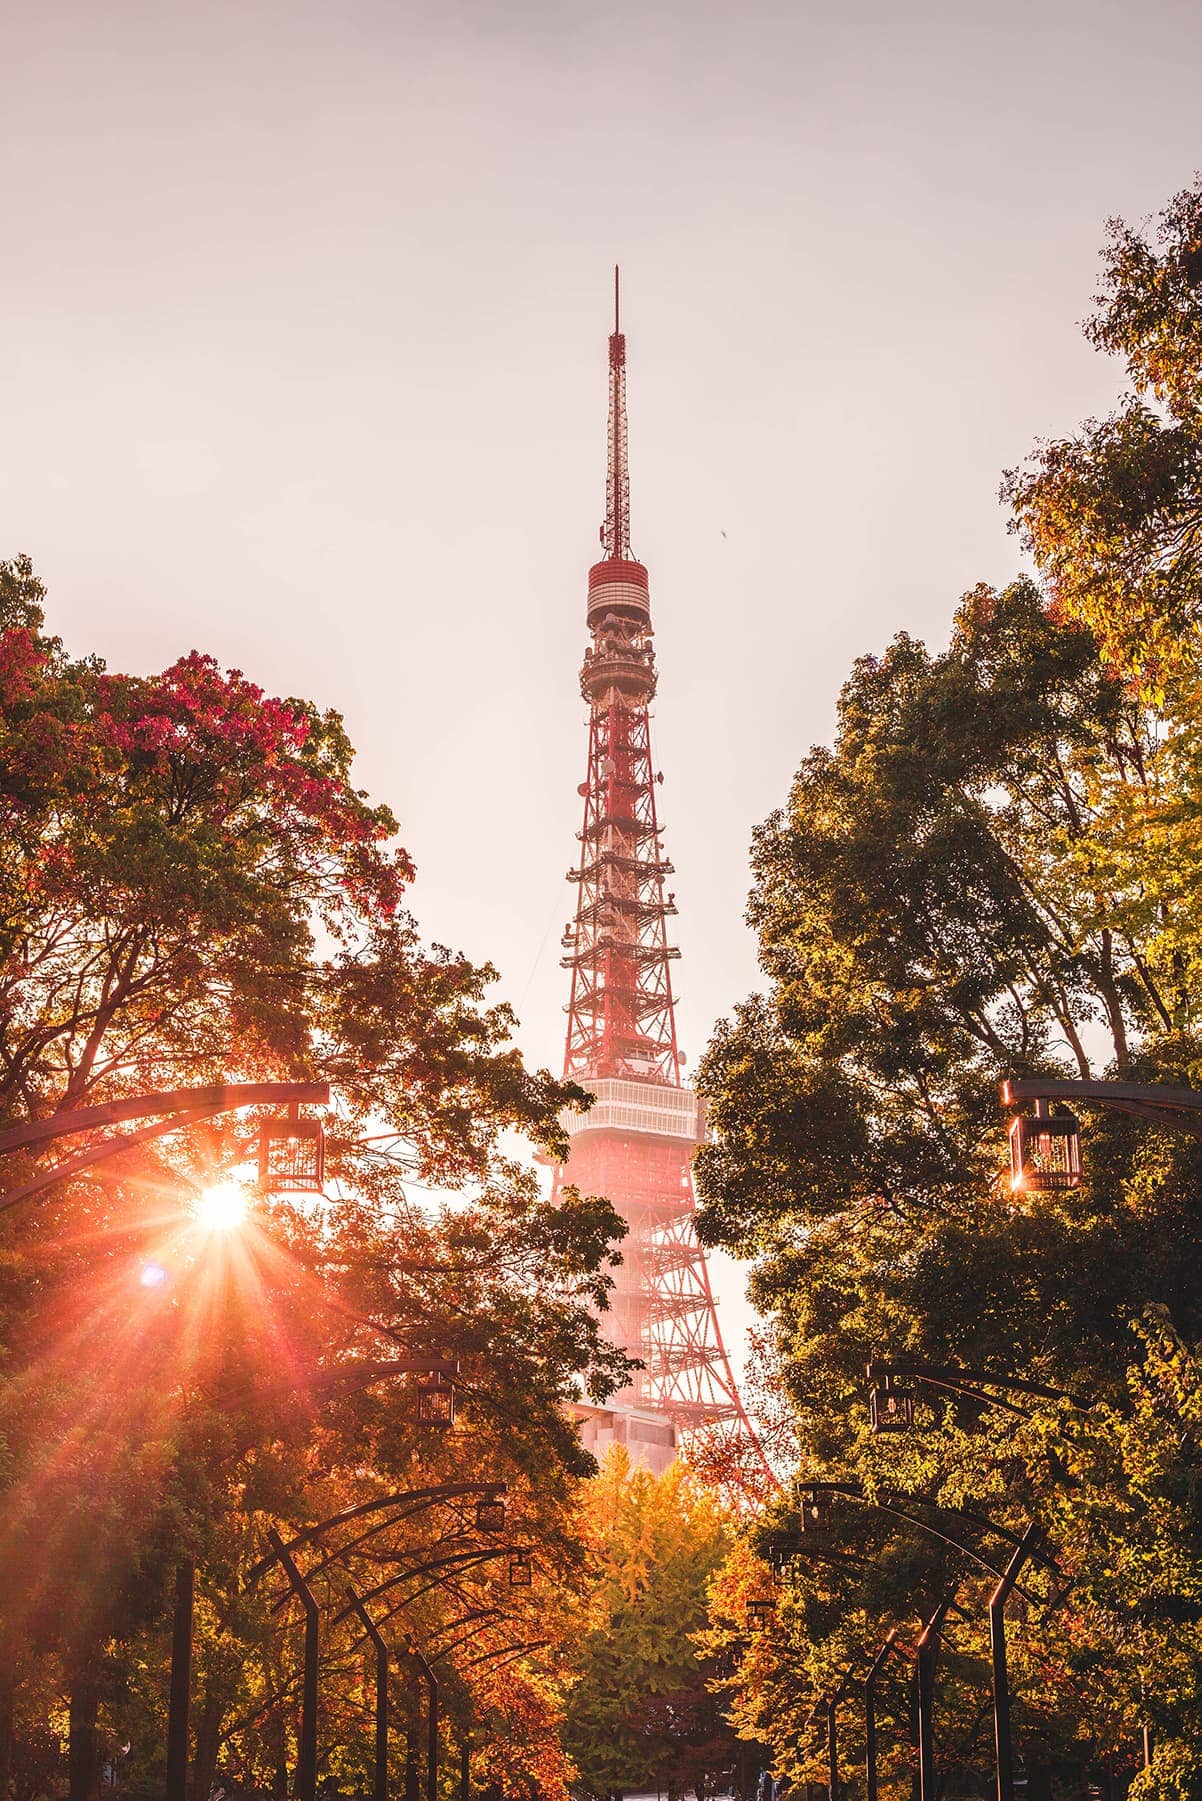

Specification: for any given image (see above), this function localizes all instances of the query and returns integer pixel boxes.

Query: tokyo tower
[552,271,760,1476]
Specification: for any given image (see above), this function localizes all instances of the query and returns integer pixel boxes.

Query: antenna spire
[603,266,631,561]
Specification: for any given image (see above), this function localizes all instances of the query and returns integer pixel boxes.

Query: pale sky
[4,0,1201,1376]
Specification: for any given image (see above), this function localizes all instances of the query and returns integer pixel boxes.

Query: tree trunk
[192,1686,224,1801]
[68,1675,100,1801]
[1098,928,1132,1069]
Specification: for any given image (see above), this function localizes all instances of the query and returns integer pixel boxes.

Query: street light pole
[407,1641,439,1801]
[915,1597,952,1801]
[164,1559,194,1801]
[799,1483,1052,1598]
[268,1529,319,1801]
[825,1667,854,1801]
[0,1079,329,1214]
[866,1360,1090,1419]
[864,1362,1087,1801]
[347,1587,391,1801]
[864,1630,900,1801]
[991,1524,1042,1801]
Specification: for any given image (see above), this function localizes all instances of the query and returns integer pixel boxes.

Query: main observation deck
[562,1078,704,1146]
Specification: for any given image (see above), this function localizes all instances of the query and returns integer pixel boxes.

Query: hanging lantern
[800,1492,831,1532]
[416,1373,456,1428]
[508,1551,533,1587]
[257,1104,325,1194]
[869,1382,916,1436]
[747,1598,775,1628]
[1009,1108,1081,1192]
[475,1496,506,1535]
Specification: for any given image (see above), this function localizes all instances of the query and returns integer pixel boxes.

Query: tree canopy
[0,561,630,1799]
[696,174,1202,1799]
[563,1450,735,1801]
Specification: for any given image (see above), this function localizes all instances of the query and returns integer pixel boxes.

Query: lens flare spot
[194,1181,249,1232]
[140,1261,169,1288]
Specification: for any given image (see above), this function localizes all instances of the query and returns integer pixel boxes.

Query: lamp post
[796,1485,1055,1801]
[267,1529,320,1801]
[915,1595,953,1801]
[251,1479,499,1588]
[171,1384,465,1801]
[0,1079,329,1214]
[825,1666,855,1801]
[338,1550,516,1801]
[407,1639,440,1801]
[347,1587,391,1801]
[798,1484,1052,1595]
[864,1630,901,1801]
[991,1526,1043,1801]
[866,1359,1090,1424]
[1002,1075,1202,1193]
[864,1359,1101,1801]
[248,1474,482,1801]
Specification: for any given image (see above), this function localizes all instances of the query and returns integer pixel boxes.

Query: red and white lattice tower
[552,272,760,1475]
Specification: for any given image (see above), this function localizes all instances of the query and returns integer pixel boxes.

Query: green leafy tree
[1005,177,1202,697]
[1004,177,1202,1017]
[564,1451,735,1800]
[694,175,1202,1797]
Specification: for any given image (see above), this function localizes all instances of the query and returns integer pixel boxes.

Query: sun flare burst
[194,1180,250,1232]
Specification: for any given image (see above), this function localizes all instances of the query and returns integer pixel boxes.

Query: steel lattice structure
[552,272,763,1474]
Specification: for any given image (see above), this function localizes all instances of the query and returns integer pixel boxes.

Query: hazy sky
[4,0,1201,1373]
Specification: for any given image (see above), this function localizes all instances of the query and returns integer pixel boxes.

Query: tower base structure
[554,1076,751,1472]
[573,1401,677,1477]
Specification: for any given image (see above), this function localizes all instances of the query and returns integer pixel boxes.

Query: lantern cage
[869,1383,916,1436]
[258,1105,325,1194]
[800,1493,832,1532]
[475,1497,507,1536]
[747,1598,775,1627]
[508,1552,533,1587]
[1009,1110,1082,1193]
[416,1374,456,1428]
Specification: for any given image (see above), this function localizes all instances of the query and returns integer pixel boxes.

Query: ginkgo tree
[563,1450,737,1801]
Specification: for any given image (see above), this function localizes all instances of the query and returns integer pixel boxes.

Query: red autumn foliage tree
[0,555,629,1798]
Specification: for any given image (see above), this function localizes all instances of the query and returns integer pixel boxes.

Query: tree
[1004,177,1202,1016]
[1005,177,1202,697]
[563,1450,735,1800]
[0,559,631,1798]
[692,175,1202,1796]
[1035,1309,1202,1799]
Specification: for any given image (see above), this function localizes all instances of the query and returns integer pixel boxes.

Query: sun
[194,1179,250,1232]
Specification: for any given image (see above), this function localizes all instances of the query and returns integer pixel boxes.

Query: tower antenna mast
[603,264,631,561]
